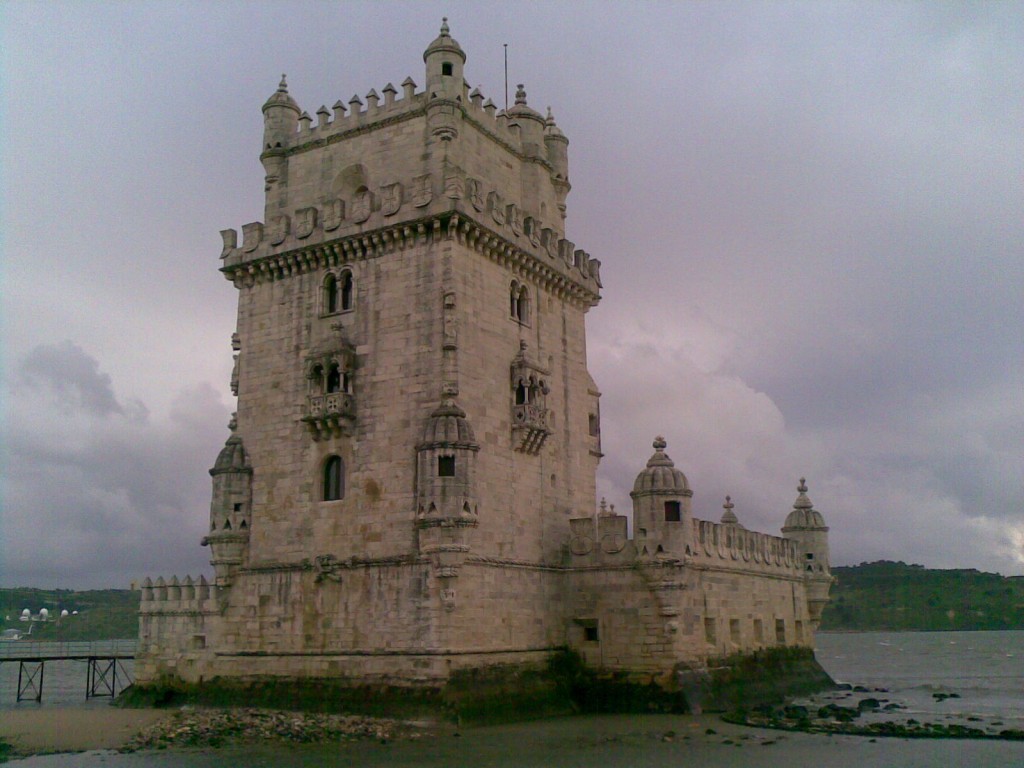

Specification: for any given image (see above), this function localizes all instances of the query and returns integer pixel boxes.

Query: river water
[4,631,1023,767]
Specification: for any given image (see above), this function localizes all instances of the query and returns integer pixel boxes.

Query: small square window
[664,501,681,522]
[438,456,455,477]
[584,625,599,642]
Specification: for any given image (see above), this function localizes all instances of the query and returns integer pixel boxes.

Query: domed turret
[420,398,477,447]
[630,437,693,558]
[415,398,479,589]
[261,75,300,186]
[423,17,466,113]
[632,437,690,496]
[782,478,827,531]
[507,84,545,158]
[781,478,833,627]
[202,414,252,588]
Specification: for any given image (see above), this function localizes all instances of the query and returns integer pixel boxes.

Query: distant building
[138,21,832,689]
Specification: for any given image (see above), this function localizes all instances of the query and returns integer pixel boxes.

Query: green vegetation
[0,588,138,641]
[820,561,1024,631]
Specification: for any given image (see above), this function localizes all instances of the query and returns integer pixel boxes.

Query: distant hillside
[821,561,1024,631]
[1,588,138,641]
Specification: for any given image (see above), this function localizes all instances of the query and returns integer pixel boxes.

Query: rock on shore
[124,708,429,751]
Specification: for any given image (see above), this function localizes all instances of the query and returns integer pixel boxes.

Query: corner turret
[630,437,693,558]
[544,107,571,218]
[261,75,300,189]
[424,18,465,141]
[781,478,833,627]
[201,414,252,588]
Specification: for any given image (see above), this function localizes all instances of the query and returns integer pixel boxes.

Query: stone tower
[138,22,831,696]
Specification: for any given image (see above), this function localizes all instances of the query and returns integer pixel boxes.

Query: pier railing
[0,639,137,702]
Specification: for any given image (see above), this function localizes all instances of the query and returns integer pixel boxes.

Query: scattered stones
[123,708,426,752]
[857,698,881,711]
[933,692,961,702]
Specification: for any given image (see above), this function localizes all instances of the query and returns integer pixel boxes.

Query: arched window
[326,365,341,393]
[324,274,339,314]
[515,382,528,405]
[323,455,345,501]
[340,270,354,311]
[510,282,530,324]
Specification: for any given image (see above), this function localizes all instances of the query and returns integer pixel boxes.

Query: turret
[781,478,833,627]
[201,414,252,588]
[630,437,693,558]
[507,84,545,159]
[544,107,571,218]
[260,75,300,187]
[423,18,466,141]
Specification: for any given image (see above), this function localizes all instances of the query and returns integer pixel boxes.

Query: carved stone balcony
[512,403,551,454]
[303,393,355,440]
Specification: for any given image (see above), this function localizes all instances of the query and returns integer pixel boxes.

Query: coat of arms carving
[487,191,505,225]
[322,199,345,231]
[412,174,432,207]
[466,178,484,211]
[380,182,403,216]
[506,203,521,236]
[295,207,317,239]
[351,189,372,223]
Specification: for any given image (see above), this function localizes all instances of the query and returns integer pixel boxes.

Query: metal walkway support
[16,660,44,703]
[86,656,133,699]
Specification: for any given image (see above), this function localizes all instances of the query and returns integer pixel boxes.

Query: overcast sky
[2,1,1021,588]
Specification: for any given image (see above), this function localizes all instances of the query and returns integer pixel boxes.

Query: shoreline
[0,708,173,758]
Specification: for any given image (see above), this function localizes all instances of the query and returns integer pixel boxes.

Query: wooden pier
[0,640,136,702]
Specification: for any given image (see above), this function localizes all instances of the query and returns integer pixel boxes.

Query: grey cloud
[19,340,123,416]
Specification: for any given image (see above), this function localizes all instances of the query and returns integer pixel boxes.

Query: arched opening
[340,270,354,310]
[512,285,529,324]
[326,365,341,393]
[515,382,528,404]
[324,273,339,314]
[323,455,345,501]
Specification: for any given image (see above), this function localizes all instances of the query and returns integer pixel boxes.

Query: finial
[228,412,238,432]
[278,74,288,92]
[546,106,555,125]
[653,436,667,451]
[519,340,528,351]
[721,494,739,524]
[515,84,527,105]
[599,497,607,515]
[798,477,807,493]
[440,17,449,35]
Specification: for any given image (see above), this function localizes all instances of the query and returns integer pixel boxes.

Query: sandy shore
[0,708,173,755]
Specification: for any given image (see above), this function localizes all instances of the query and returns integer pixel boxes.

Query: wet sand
[6,712,1024,767]
[0,708,173,755]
